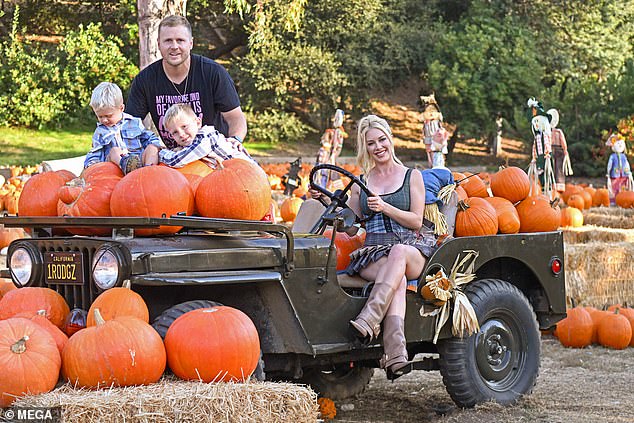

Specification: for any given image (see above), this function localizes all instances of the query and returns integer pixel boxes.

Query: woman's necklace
[170,73,189,99]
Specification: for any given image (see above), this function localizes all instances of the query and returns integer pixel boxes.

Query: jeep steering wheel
[309,163,375,233]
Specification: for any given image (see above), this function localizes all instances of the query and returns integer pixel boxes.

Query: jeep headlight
[9,243,42,287]
[91,244,131,290]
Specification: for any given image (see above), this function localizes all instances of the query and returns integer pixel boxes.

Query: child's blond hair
[90,82,123,111]
[164,103,197,129]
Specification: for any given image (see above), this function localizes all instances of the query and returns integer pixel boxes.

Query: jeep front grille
[37,241,102,310]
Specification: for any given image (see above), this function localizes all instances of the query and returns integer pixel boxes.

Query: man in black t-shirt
[126,15,247,150]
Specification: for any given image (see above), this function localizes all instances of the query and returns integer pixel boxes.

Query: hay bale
[565,242,634,308]
[582,207,634,229]
[15,377,318,423]
[562,225,634,244]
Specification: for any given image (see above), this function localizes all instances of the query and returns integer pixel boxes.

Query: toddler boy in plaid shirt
[159,103,255,169]
[84,82,162,174]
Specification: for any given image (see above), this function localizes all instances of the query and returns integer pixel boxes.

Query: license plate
[44,252,84,285]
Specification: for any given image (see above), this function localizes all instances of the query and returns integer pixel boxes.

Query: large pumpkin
[323,228,367,271]
[18,171,72,216]
[454,197,498,237]
[515,195,561,233]
[489,166,530,203]
[160,160,214,197]
[555,307,593,348]
[566,194,585,210]
[62,309,166,388]
[0,317,61,407]
[597,309,632,350]
[560,207,583,228]
[0,287,70,329]
[482,196,520,234]
[110,165,194,236]
[86,287,149,326]
[196,159,271,220]
[165,306,260,382]
[57,162,124,235]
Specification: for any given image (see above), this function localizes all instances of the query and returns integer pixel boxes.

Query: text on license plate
[44,252,84,285]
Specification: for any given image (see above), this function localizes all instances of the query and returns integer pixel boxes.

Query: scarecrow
[546,108,573,193]
[420,94,449,168]
[605,133,633,202]
[526,97,556,198]
[315,109,348,190]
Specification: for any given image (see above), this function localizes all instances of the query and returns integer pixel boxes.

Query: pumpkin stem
[122,279,131,289]
[93,308,106,326]
[457,199,470,211]
[36,309,47,317]
[11,335,30,354]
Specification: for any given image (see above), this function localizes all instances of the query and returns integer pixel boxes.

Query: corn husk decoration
[419,250,480,343]
[543,155,557,200]
[563,154,573,176]
[424,203,448,236]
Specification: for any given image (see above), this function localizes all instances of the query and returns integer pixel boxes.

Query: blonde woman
[311,115,431,380]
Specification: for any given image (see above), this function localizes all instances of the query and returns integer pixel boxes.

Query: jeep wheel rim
[474,310,525,391]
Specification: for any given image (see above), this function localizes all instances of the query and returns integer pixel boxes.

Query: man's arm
[221,106,247,142]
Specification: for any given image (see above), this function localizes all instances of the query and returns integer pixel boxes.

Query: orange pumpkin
[0,287,70,329]
[55,169,78,182]
[0,227,25,249]
[454,197,498,237]
[516,195,561,233]
[455,185,468,202]
[560,207,583,227]
[482,196,520,234]
[578,189,592,209]
[280,197,304,222]
[555,307,593,348]
[323,228,366,271]
[489,166,530,203]
[196,159,271,221]
[592,188,610,207]
[164,306,260,382]
[460,172,489,198]
[110,166,194,236]
[160,160,214,196]
[57,162,124,235]
[585,307,607,344]
[616,307,634,347]
[62,309,166,388]
[14,310,69,354]
[18,171,69,216]
[560,184,582,204]
[0,317,61,407]
[597,309,632,349]
[86,287,149,326]
[615,190,634,208]
[566,194,585,210]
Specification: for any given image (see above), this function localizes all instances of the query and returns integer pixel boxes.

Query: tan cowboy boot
[380,315,413,381]
[350,282,396,343]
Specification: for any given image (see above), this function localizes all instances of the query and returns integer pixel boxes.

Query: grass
[0,125,94,166]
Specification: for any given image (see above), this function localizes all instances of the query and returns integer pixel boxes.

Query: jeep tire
[300,365,374,400]
[151,300,223,339]
[437,278,540,408]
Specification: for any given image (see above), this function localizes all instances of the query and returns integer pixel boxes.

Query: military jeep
[0,164,566,408]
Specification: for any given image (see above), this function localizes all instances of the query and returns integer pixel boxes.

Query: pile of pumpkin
[0,282,260,408]
[553,304,634,350]
[14,159,273,235]
[452,166,572,237]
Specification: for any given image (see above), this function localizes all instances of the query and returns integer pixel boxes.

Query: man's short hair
[90,82,123,110]
[164,103,197,128]
[159,15,192,38]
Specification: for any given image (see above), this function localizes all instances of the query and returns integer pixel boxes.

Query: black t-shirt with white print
[126,54,241,149]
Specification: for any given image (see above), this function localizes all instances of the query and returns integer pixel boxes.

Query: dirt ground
[331,336,634,423]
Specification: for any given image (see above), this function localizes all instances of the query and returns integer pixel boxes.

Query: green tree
[426,5,543,152]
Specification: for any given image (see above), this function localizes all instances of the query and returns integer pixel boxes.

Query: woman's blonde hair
[355,115,402,174]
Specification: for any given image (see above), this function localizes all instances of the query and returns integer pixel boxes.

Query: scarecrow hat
[526,97,551,122]
[546,108,559,128]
